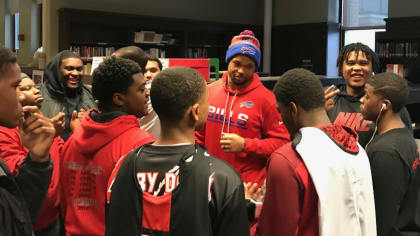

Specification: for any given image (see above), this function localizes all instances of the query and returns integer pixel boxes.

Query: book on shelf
[146,48,165,58]
[187,48,208,58]
[83,63,92,76]
[386,64,405,77]
[376,42,419,58]
[70,45,116,60]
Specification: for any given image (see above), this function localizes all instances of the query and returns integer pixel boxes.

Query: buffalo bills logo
[240,101,254,108]
[241,46,256,55]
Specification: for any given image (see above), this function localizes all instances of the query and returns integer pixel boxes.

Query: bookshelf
[375,17,420,83]
[375,17,420,136]
[59,8,262,72]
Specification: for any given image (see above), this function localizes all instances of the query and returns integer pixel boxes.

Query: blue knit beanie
[225,30,261,68]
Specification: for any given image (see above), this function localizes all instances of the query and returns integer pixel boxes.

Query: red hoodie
[60,110,155,236]
[196,72,289,185]
[0,126,63,231]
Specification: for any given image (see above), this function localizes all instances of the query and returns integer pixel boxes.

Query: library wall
[389,0,420,18]
[0,0,6,46]
[16,0,40,65]
[273,0,328,25]
[44,0,263,61]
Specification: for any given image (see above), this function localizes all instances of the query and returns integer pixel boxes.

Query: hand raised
[20,106,55,162]
[50,112,65,137]
[70,108,87,132]
[324,85,340,112]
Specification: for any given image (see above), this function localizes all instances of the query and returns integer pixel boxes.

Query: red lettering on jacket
[334,112,373,132]
[335,112,352,126]
[359,120,371,131]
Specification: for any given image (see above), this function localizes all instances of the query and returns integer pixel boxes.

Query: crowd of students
[0,29,419,236]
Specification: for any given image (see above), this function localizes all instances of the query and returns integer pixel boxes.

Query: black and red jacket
[106,144,250,236]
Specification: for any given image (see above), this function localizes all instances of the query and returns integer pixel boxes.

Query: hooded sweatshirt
[257,124,376,236]
[327,84,412,148]
[60,109,155,236]
[196,72,289,185]
[0,126,63,231]
[40,50,97,141]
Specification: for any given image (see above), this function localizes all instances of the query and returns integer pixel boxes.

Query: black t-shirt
[327,85,412,148]
[366,128,420,236]
[106,143,250,236]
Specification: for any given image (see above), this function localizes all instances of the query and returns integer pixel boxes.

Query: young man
[195,30,289,186]
[144,54,162,81]
[112,46,148,72]
[326,43,412,147]
[0,73,63,235]
[60,57,155,236]
[257,68,376,236]
[0,44,55,236]
[41,50,97,140]
[360,72,420,235]
[106,67,249,236]
[139,54,163,137]
[113,48,161,137]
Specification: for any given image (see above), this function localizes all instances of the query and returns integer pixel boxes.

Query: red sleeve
[0,127,27,175]
[256,149,302,236]
[243,103,290,159]
[50,137,64,159]
[194,127,205,146]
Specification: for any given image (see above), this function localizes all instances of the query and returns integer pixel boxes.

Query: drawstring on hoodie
[221,91,237,137]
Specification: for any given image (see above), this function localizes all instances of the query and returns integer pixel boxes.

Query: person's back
[360,72,420,235]
[257,68,376,236]
[106,67,249,236]
[60,57,155,236]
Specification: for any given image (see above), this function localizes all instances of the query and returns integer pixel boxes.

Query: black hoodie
[327,84,412,148]
[40,51,97,140]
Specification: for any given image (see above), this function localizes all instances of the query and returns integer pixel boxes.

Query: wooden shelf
[59,8,263,71]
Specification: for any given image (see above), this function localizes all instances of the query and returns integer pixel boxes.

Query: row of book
[147,48,166,58]
[187,48,208,58]
[70,46,116,60]
[82,63,93,75]
[376,42,419,58]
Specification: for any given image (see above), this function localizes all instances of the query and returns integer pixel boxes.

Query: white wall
[43,0,264,61]
[273,0,329,25]
[389,0,420,18]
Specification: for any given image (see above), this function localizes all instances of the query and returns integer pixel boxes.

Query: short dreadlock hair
[337,43,380,74]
